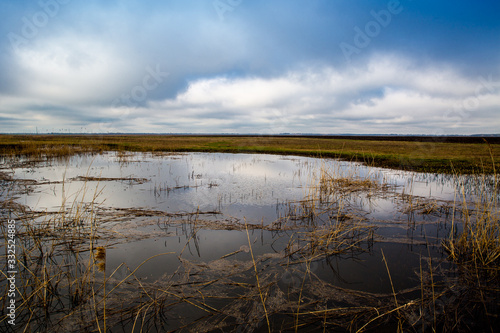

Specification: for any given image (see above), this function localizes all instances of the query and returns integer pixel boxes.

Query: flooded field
[1,152,498,332]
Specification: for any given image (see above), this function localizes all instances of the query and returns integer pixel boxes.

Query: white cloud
[174,77,304,109]
[12,36,138,104]
[3,54,499,134]
[140,55,500,134]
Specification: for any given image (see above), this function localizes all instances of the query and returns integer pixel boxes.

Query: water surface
[2,151,480,331]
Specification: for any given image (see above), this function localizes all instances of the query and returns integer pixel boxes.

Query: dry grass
[0,159,382,332]
[70,176,148,184]
[440,172,500,330]
[1,151,499,331]
[1,134,499,173]
[0,190,177,332]
[444,170,500,270]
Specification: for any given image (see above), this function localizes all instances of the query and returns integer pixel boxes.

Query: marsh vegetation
[1,134,499,173]
[0,146,499,332]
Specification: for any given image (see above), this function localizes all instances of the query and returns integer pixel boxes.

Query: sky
[1,0,499,134]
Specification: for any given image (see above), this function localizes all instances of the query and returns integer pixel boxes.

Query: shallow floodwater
[1,151,484,331]
[8,153,459,283]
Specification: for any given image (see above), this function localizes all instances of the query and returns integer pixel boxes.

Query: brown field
[1,134,499,173]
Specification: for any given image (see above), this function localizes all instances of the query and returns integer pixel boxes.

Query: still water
[2,151,480,331]
[8,152,461,285]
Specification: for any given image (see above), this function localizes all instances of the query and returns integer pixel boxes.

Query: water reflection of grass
[1,134,499,174]
[0,183,107,331]
[1,156,499,332]
[440,172,500,331]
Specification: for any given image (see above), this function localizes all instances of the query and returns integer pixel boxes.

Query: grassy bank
[1,134,499,173]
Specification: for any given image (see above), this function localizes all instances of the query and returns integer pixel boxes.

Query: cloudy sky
[1,0,499,134]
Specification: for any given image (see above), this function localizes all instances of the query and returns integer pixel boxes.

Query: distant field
[0,134,499,174]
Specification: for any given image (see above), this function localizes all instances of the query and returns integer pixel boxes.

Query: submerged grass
[0,188,103,331]
[0,156,381,331]
[1,147,499,331]
[0,186,177,332]
[440,170,500,331]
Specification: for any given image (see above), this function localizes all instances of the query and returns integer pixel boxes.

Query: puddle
[0,152,495,332]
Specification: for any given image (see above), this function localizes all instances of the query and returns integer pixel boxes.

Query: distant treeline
[283,135,500,144]
[4,133,500,144]
[177,134,500,144]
